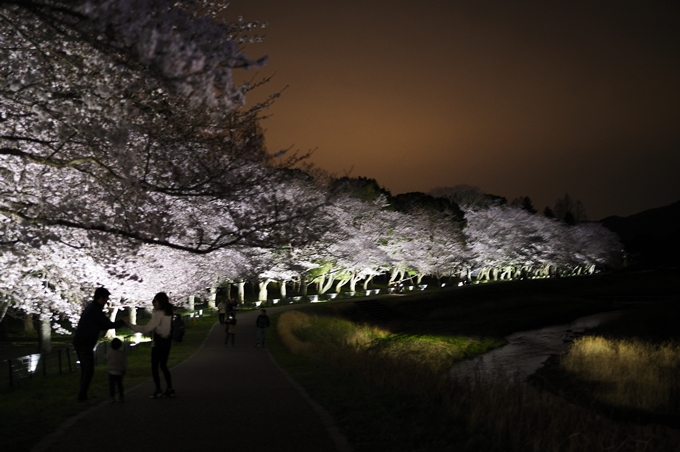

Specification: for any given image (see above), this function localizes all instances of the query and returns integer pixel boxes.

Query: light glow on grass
[277,310,470,374]
[271,308,680,451]
[561,336,680,412]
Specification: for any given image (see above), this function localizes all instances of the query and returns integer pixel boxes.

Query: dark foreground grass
[269,310,680,451]
[268,271,680,451]
[0,315,216,452]
[268,314,463,451]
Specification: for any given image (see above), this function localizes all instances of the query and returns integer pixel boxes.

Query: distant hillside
[600,201,680,268]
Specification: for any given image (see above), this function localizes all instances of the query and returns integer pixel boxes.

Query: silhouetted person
[107,337,127,402]
[73,287,126,402]
[224,312,237,347]
[227,298,238,314]
[217,300,227,324]
[255,309,270,347]
[126,292,176,398]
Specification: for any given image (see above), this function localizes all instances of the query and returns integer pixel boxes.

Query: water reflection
[450,311,622,381]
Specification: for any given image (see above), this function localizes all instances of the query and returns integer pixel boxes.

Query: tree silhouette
[510,196,538,214]
[429,185,506,209]
[553,194,587,224]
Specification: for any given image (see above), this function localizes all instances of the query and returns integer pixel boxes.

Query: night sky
[227,1,680,220]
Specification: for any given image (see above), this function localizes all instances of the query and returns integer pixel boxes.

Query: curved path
[33,307,351,452]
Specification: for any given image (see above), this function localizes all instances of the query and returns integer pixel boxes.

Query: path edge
[265,348,353,452]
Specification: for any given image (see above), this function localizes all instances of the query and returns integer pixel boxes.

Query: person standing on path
[126,292,176,398]
[73,287,127,402]
[217,300,227,324]
[227,298,238,314]
[255,309,270,347]
[106,337,127,402]
[224,312,237,347]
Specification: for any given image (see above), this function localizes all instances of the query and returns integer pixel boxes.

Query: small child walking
[224,312,237,348]
[107,338,128,402]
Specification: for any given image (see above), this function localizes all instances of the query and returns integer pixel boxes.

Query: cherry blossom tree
[402,208,467,286]
[567,222,622,273]
[292,192,468,296]
[465,206,559,280]
[388,192,467,285]
[329,197,393,292]
[0,0,334,342]
[0,0,327,257]
[312,195,394,294]
[464,206,620,281]
[0,228,116,351]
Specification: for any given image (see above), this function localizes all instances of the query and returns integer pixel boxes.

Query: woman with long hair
[127,292,176,398]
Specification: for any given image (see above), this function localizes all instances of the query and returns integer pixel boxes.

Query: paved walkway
[33,307,351,452]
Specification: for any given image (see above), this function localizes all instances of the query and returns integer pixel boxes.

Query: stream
[450,310,623,381]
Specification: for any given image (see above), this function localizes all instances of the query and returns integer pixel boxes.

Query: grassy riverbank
[0,315,216,452]
[533,297,680,429]
[268,270,680,451]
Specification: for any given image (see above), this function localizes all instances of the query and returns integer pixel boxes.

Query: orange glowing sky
[228,1,680,220]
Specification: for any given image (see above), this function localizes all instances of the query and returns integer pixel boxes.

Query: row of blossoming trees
[0,1,621,351]
[249,182,621,303]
